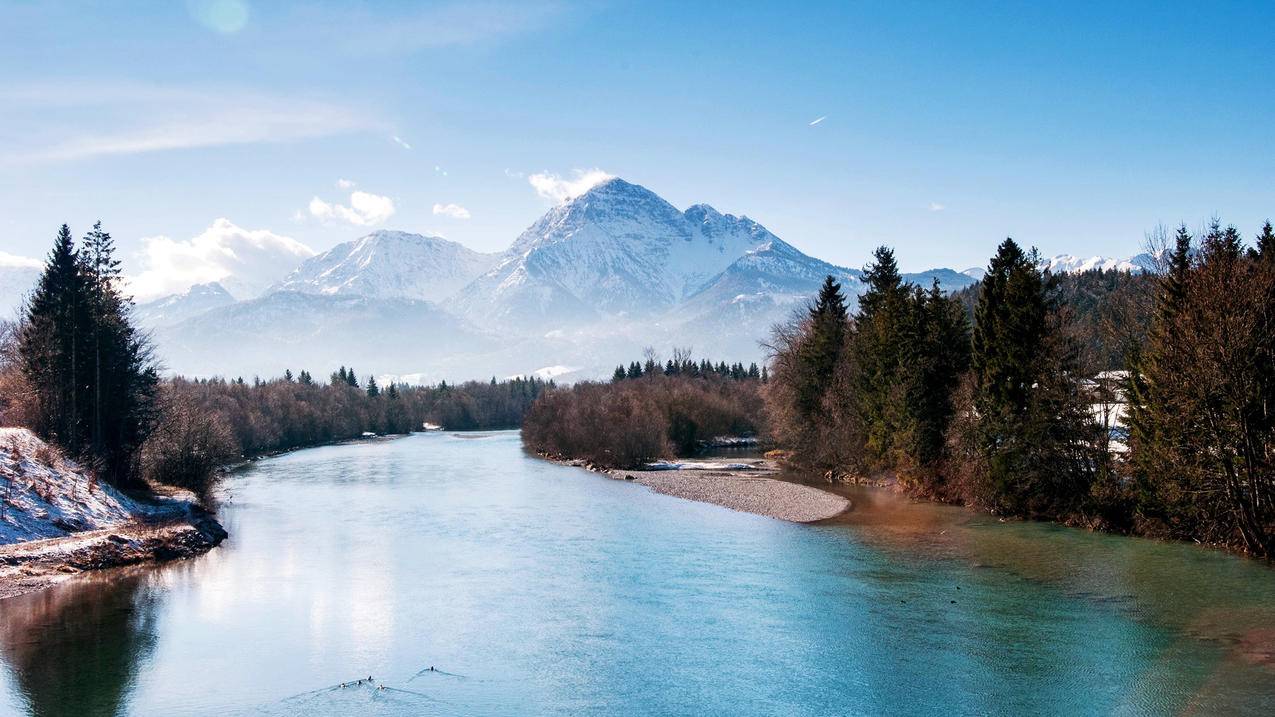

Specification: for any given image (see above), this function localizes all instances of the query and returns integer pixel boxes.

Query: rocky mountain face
[131,282,236,328]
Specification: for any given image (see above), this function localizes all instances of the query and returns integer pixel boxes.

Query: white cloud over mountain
[432,203,471,219]
[528,168,614,204]
[127,218,315,301]
[309,191,396,226]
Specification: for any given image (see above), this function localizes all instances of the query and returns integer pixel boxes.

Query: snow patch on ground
[645,460,756,471]
[0,428,150,545]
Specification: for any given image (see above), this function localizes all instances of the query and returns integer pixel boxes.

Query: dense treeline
[768,252,974,483]
[523,359,764,468]
[611,353,766,382]
[142,373,551,490]
[768,221,1275,557]
[952,268,1156,371]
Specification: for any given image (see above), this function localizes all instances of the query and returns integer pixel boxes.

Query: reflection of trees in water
[0,569,159,717]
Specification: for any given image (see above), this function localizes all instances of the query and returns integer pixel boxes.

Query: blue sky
[1,1,1272,296]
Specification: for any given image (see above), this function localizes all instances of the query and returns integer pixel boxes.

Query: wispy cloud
[528,168,614,203]
[1,83,376,163]
[127,218,315,300]
[928,202,946,212]
[336,178,357,189]
[808,115,827,126]
[432,203,471,220]
[391,135,413,150]
[309,190,396,226]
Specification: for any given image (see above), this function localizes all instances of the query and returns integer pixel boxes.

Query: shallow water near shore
[1,430,1273,715]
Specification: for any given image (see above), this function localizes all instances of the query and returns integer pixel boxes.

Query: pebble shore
[615,460,849,522]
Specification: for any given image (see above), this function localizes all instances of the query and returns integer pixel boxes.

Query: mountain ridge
[7,177,1153,381]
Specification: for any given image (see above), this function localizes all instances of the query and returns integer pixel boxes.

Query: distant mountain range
[0,253,42,322]
[272,230,498,303]
[5,178,1151,382]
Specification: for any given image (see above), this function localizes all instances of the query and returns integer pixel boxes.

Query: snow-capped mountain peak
[453,178,783,327]
[271,230,498,303]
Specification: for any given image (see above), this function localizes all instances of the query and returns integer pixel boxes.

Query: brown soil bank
[0,509,226,601]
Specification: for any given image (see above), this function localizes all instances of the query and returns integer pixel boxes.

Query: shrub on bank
[522,373,764,469]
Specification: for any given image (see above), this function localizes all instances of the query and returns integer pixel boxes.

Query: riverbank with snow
[0,427,226,600]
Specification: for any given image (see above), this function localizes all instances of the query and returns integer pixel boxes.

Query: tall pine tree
[19,223,157,486]
[794,275,848,418]
[971,238,1095,516]
[853,247,911,465]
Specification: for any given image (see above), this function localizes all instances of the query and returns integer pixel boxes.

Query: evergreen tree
[793,275,848,418]
[971,238,1095,516]
[612,365,627,383]
[19,223,157,486]
[20,225,87,451]
[346,367,359,388]
[366,375,379,397]
[852,247,911,465]
[284,369,294,382]
[627,361,642,379]
[899,281,971,472]
[1257,220,1275,260]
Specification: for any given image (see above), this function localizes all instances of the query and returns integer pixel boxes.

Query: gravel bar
[621,461,849,522]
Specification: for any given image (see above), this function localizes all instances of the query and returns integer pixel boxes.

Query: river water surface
[1,431,1273,716]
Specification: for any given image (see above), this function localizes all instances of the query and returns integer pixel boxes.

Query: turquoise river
[1,431,1273,715]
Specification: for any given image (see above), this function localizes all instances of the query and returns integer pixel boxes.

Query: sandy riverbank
[605,458,850,523]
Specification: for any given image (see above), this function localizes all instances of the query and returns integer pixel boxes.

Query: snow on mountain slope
[672,243,981,359]
[272,230,499,302]
[1041,254,1141,274]
[150,291,497,379]
[0,254,41,320]
[451,178,781,328]
[131,282,236,328]
[681,240,860,319]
